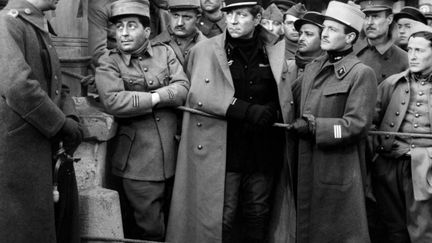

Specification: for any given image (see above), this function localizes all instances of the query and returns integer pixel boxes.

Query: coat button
[290,101,294,105]
[378,146,384,151]
[414,123,419,128]
[249,96,253,100]
[405,89,409,93]
[205,78,210,83]
[138,56,143,61]
[249,81,253,85]
[156,117,160,121]
[48,45,53,48]
[144,67,148,72]
[401,101,406,105]
[419,91,424,96]
[416,102,421,107]
[200,22,204,25]
[55,90,59,95]
[390,122,395,127]
[24,8,31,14]
[415,113,420,118]
[149,80,154,85]
[411,144,416,148]
[198,102,203,107]
[395,111,400,116]
[421,81,426,85]
[197,145,203,150]
[54,75,58,80]
[129,80,133,84]
[385,135,390,139]
[197,122,202,127]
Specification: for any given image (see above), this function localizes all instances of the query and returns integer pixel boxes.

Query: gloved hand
[289,114,316,137]
[57,117,84,155]
[245,104,277,127]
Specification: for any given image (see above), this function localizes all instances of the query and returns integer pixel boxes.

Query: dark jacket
[296,53,377,243]
[0,1,77,242]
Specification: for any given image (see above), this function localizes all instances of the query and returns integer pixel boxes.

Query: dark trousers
[122,178,173,241]
[222,171,274,243]
[373,155,432,243]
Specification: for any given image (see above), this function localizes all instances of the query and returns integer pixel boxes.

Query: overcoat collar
[7,0,56,35]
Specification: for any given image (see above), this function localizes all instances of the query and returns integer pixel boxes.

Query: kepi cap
[324,1,365,33]
[110,0,150,20]
[394,6,427,24]
[294,11,324,31]
[262,4,284,22]
[221,0,259,11]
[359,0,394,13]
[168,0,200,10]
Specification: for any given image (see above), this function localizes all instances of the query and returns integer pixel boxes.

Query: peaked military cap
[221,0,259,11]
[168,0,200,10]
[294,11,324,31]
[359,0,394,13]
[263,3,284,22]
[110,0,150,20]
[394,6,428,24]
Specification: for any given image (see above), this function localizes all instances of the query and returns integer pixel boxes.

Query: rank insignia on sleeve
[8,9,19,18]
[334,124,342,139]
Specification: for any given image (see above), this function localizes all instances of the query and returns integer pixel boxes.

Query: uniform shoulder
[382,70,408,86]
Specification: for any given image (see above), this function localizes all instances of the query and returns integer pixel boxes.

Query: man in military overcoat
[0,0,83,242]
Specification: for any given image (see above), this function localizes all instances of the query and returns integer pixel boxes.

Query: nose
[269,22,274,31]
[365,16,373,25]
[228,13,238,24]
[121,27,129,36]
[322,27,328,38]
[177,16,184,26]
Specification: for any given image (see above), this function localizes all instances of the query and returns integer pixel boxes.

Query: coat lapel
[212,32,234,89]
[266,39,285,85]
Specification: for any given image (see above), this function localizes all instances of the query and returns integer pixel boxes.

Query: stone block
[74,141,108,190]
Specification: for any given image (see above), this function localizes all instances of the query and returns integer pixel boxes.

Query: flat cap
[263,4,284,22]
[359,0,394,13]
[294,11,324,31]
[394,6,427,24]
[110,0,150,20]
[221,0,259,11]
[325,1,365,32]
[168,0,200,9]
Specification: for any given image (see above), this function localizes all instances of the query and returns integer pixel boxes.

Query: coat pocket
[111,126,136,172]
[122,74,147,91]
[323,83,350,96]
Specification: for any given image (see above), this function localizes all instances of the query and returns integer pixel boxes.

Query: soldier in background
[283,3,306,60]
[197,0,226,38]
[267,0,295,12]
[395,6,427,51]
[95,0,189,240]
[153,0,207,67]
[261,3,285,37]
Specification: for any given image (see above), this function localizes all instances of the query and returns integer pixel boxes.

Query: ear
[144,27,151,39]
[254,13,262,27]
[386,14,394,25]
[345,32,356,45]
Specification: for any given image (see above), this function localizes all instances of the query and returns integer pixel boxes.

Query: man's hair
[246,5,263,18]
[409,31,432,47]
[343,25,359,44]
[111,15,150,28]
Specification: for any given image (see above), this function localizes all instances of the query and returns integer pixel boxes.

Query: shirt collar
[120,44,153,66]
[367,38,393,55]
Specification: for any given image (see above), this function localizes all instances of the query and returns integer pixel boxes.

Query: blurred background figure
[197,0,226,38]
[266,0,296,11]
[395,6,427,50]
[261,3,285,37]
[283,2,306,60]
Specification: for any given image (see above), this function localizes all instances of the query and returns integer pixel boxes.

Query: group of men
[2,0,432,242]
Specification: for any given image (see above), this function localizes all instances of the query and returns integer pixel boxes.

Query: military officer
[373,28,432,243]
[355,0,408,84]
[289,1,377,242]
[197,0,226,38]
[0,0,84,242]
[152,0,207,68]
[95,0,189,241]
[395,6,427,51]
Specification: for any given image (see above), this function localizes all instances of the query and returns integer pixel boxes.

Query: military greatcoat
[0,1,77,242]
[295,53,377,243]
[166,29,296,243]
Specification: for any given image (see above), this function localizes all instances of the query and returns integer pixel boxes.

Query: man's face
[298,23,322,54]
[200,0,222,13]
[363,11,392,40]
[321,19,352,51]
[170,9,199,38]
[398,18,415,45]
[283,14,299,42]
[226,7,260,39]
[115,16,150,52]
[261,18,284,36]
[408,36,432,74]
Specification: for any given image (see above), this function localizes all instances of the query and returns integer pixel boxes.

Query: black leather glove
[290,114,316,137]
[245,104,277,127]
[57,117,84,155]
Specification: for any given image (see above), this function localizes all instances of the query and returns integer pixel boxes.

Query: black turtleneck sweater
[224,29,283,173]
